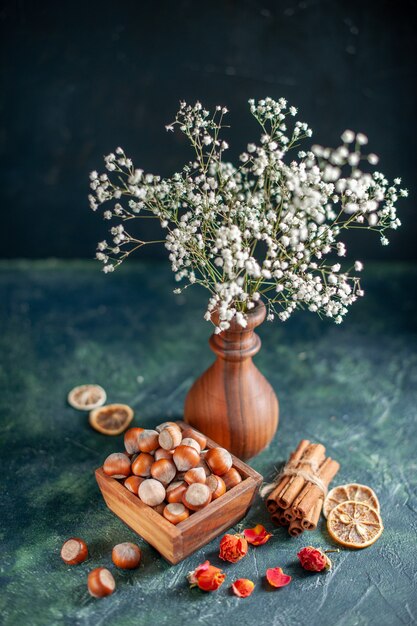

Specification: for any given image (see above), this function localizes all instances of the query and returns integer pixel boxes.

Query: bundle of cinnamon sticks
[264,439,340,537]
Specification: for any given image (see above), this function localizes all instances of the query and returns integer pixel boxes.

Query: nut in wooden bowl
[95,421,263,564]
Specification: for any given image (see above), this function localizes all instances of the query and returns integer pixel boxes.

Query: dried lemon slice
[68,384,107,411]
[327,500,383,549]
[323,483,380,518]
[89,404,134,435]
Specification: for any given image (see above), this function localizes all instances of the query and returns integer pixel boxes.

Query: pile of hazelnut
[102,421,243,525]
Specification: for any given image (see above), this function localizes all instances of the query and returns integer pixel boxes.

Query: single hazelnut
[163,503,190,525]
[112,542,142,569]
[173,445,200,472]
[158,425,182,450]
[137,429,159,453]
[131,452,154,477]
[155,421,181,433]
[206,474,227,499]
[123,475,144,495]
[150,458,177,485]
[166,481,188,504]
[154,447,174,461]
[138,478,166,506]
[205,447,233,476]
[182,483,212,511]
[181,427,207,451]
[60,538,88,565]
[152,503,166,515]
[87,568,115,598]
[181,437,201,453]
[124,427,144,454]
[197,458,211,476]
[222,467,242,490]
[184,467,206,485]
[103,452,131,479]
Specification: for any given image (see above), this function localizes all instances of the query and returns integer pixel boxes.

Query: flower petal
[266,567,292,588]
[231,578,255,598]
[244,524,273,546]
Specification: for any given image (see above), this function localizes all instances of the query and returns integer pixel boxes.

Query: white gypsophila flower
[341,130,355,143]
[89,97,406,328]
[354,261,364,271]
[356,133,368,145]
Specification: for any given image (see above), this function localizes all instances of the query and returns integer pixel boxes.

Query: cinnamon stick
[301,498,323,530]
[288,518,303,537]
[267,500,278,514]
[293,457,340,518]
[271,508,289,527]
[264,438,340,538]
[276,443,326,509]
[283,508,297,523]
[266,439,310,510]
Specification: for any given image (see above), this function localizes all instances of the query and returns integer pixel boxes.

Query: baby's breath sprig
[89,97,407,331]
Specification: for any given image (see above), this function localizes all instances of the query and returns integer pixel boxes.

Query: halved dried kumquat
[327,500,383,549]
[89,403,134,435]
[324,483,380,518]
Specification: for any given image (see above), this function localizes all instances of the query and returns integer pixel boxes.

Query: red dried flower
[187,560,226,591]
[231,578,255,598]
[244,524,272,546]
[297,546,332,572]
[266,567,292,588]
[219,533,248,563]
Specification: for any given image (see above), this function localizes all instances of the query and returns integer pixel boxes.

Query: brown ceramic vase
[184,301,279,460]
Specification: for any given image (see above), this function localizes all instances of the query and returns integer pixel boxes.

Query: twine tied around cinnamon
[260,457,328,499]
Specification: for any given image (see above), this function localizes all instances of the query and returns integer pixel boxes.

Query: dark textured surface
[1,0,416,260]
[1,260,416,626]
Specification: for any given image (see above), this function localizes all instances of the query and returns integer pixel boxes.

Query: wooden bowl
[96,421,263,564]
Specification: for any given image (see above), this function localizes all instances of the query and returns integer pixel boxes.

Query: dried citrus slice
[327,500,383,549]
[89,404,134,435]
[68,384,106,411]
[323,483,380,518]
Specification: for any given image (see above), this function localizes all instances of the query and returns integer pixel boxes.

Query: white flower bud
[341,130,355,143]
[356,133,368,145]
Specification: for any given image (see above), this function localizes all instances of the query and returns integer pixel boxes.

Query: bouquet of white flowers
[89,97,407,332]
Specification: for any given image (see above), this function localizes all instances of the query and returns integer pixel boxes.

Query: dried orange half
[323,483,380,518]
[327,500,383,549]
[89,404,134,435]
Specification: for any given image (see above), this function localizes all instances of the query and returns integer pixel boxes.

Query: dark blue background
[1,0,416,260]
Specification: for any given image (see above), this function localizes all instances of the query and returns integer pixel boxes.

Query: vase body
[184,302,279,460]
